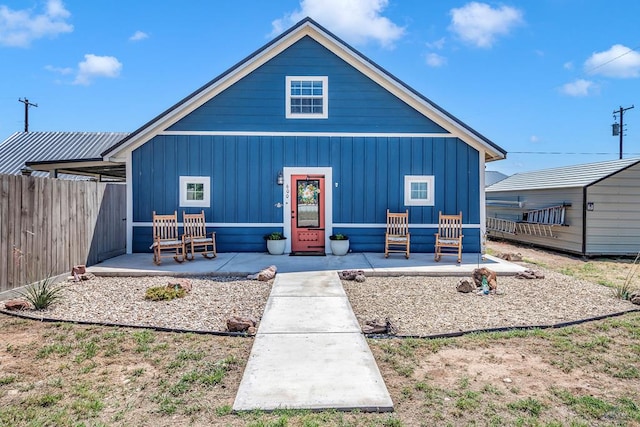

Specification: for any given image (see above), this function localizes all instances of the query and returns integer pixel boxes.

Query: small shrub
[329,233,348,240]
[19,277,63,310]
[145,286,186,301]
[264,231,286,240]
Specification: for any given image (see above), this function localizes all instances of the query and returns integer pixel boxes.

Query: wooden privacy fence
[0,174,126,293]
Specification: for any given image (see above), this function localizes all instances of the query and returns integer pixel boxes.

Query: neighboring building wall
[132,135,480,253]
[486,188,584,254]
[585,164,640,255]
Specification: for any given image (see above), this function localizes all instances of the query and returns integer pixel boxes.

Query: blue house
[101,18,506,255]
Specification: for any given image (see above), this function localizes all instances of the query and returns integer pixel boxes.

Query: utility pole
[612,105,634,159]
[18,98,38,133]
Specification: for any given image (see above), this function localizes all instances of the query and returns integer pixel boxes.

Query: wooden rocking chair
[182,210,217,261]
[434,211,463,263]
[384,209,410,259]
[152,211,185,265]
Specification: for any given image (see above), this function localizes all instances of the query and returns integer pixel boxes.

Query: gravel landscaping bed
[3,265,638,335]
[4,276,272,333]
[343,267,637,336]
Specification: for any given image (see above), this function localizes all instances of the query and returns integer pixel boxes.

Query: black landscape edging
[0,309,251,337]
[365,307,640,340]
[3,307,639,340]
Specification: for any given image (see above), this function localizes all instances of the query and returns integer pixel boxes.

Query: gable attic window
[179,176,210,207]
[286,76,328,119]
[404,175,435,206]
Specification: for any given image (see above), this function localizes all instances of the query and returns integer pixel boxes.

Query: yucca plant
[18,276,63,310]
[612,251,640,300]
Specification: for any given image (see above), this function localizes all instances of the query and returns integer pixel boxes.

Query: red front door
[290,175,325,254]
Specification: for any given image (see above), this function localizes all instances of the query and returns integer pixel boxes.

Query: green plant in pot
[264,232,286,255]
[329,233,349,256]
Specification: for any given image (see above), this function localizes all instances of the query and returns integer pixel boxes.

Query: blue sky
[1,0,639,175]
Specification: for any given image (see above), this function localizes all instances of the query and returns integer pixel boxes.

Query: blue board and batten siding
[168,37,446,134]
[131,135,480,252]
[131,35,482,253]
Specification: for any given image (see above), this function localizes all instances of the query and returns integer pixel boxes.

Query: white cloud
[426,37,446,50]
[530,135,539,143]
[425,52,446,67]
[271,0,405,48]
[448,2,523,48]
[584,44,640,78]
[73,54,122,85]
[44,64,73,75]
[560,79,596,97]
[129,30,149,41]
[0,0,73,47]
[563,61,573,70]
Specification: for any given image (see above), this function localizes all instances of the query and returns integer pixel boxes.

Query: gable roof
[486,157,640,192]
[0,131,128,180]
[103,17,506,162]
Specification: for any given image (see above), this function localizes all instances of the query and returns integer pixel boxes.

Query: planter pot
[330,239,349,256]
[266,239,286,255]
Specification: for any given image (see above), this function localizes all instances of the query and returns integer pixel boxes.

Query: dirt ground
[1,239,639,426]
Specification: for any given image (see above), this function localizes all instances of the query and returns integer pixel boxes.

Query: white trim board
[159,131,453,138]
[132,222,481,229]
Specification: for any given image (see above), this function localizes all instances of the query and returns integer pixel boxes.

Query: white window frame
[404,175,435,206]
[179,176,210,207]
[285,76,328,119]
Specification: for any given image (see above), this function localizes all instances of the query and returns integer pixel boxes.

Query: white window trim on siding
[285,76,328,119]
[179,176,210,207]
[404,175,435,206]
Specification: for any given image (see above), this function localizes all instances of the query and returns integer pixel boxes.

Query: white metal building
[486,158,640,256]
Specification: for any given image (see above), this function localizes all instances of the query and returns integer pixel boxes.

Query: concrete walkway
[232,270,393,412]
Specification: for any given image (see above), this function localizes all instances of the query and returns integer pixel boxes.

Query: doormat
[289,252,326,256]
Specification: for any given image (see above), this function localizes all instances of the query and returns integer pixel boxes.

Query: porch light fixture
[277,171,284,185]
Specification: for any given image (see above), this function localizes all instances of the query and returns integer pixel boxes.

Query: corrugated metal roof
[0,131,129,178]
[485,170,508,187]
[486,157,640,192]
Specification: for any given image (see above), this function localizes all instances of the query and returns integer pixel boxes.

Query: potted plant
[264,232,286,255]
[329,233,349,256]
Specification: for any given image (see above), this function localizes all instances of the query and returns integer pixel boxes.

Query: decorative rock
[497,252,523,262]
[227,315,257,332]
[503,377,513,383]
[472,267,498,290]
[456,279,475,293]
[339,270,365,280]
[247,265,277,281]
[630,291,640,305]
[355,274,366,283]
[514,269,545,280]
[3,299,31,311]
[167,278,192,293]
[362,318,397,335]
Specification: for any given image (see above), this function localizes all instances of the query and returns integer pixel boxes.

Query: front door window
[297,180,320,228]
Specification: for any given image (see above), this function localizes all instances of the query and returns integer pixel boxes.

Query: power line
[510,151,640,155]
[584,44,640,74]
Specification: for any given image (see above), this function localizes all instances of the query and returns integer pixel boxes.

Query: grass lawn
[1,242,639,426]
